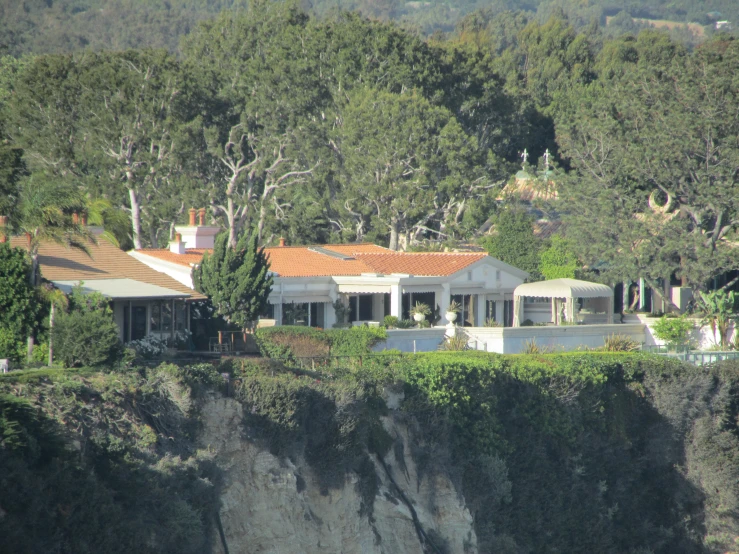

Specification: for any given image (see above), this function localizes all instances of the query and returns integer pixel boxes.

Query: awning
[52,279,190,300]
[273,295,333,304]
[513,278,613,299]
[512,278,613,327]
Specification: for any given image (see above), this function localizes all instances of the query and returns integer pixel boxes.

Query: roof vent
[308,246,355,260]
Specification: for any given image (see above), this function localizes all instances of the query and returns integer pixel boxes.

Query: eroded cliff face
[199,394,477,554]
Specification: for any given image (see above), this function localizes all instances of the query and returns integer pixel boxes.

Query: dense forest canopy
[1,0,739,291]
[0,0,738,56]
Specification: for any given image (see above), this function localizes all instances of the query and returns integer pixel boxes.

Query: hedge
[255,326,387,360]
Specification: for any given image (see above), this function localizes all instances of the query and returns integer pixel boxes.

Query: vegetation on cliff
[2,350,739,553]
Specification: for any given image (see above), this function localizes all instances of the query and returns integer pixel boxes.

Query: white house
[129,211,530,328]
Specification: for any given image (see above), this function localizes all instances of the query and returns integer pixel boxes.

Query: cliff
[202,394,475,554]
[2,353,739,554]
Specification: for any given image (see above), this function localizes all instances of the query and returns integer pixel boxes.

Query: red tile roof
[135,243,488,278]
[8,236,204,299]
[355,252,487,276]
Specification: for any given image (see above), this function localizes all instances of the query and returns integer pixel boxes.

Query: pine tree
[192,230,273,331]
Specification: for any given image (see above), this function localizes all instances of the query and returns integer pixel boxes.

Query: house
[8,230,205,343]
[129,210,529,328]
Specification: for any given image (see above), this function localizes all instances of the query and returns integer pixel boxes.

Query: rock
[199,394,477,554]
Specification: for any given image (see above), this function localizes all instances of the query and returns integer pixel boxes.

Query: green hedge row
[255,326,387,360]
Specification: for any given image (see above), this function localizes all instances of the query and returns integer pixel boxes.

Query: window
[150,300,174,333]
[283,302,309,326]
[174,301,187,331]
[310,302,325,328]
[348,295,374,322]
[451,294,478,326]
[486,300,497,323]
[260,303,275,319]
[503,300,514,327]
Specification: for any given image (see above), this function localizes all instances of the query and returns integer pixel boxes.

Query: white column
[275,301,282,325]
[495,298,504,324]
[476,294,486,327]
[390,284,402,318]
[639,278,646,310]
[439,283,451,323]
[372,294,385,321]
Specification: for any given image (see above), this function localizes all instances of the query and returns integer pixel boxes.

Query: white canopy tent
[512,278,613,327]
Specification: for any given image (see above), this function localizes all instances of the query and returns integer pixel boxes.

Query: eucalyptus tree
[335,87,489,250]
[9,50,204,249]
[183,2,326,246]
[73,49,203,249]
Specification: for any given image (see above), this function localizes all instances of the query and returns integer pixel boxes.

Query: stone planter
[413,313,425,323]
[445,312,458,324]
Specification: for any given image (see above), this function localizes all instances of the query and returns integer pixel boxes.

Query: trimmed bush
[652,315,693,349]
[255,326,387,360]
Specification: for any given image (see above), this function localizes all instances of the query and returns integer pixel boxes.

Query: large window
[402,292,436,321]
[348,295,373,322]
[503,300,514,327]
[150,300,186,333]
[282,302,324,327]
[451,294,478,326]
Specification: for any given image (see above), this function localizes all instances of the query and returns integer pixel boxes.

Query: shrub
[522,338,553,354]
[0,325,24,364]
[129,334,169,360]
[395,319,414,329]
[439,332,469,351]
[255,326,387,360]
[52,308,124,368]
[603,334,640,352]
[652,316,693,350]
[383,315,399,328]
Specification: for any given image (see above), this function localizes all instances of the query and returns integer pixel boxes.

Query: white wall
[464,324,646,354]
[374,328,448,353]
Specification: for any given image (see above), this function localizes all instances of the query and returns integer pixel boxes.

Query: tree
[38,284,68,366]
[556,35,739,291]
[480,209,542,279]
[11,178,92,358]
[336,87,487,250]
[539,235,579,280]
[52,286,123,368]
[183,5,324,247]
[192,230,273,331]
[696,289,736,349]
[0,243,42,361]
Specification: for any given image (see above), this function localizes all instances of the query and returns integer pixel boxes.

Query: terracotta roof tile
[134,243,489,278]
[356,252,487,276]
[8,236,204,300]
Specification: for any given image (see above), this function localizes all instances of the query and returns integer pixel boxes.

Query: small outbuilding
[513,278,613,326]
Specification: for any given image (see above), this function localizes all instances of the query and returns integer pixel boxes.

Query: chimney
[188,208,197,226]
[72,212,79,225]
[80,213,87,226]
[279,237,286,247]
[170,232,186,255]
[198,208,206,226]
[0,215,7,243]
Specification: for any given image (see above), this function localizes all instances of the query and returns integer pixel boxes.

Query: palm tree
[38,283,68,366]
[11,178,92,359]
